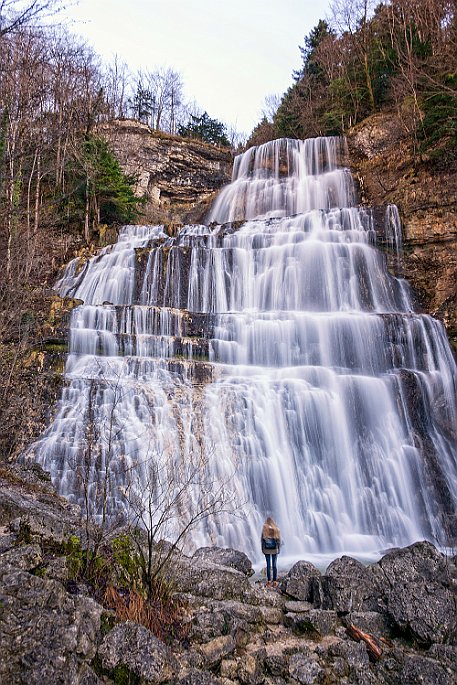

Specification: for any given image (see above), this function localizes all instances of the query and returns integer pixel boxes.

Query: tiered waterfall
[28,137,457,565]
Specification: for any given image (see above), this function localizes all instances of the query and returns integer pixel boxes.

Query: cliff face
[99,120,233,224]
[347,113,457,352]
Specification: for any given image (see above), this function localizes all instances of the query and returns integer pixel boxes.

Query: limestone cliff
[347,113,457,352]
[99,120,233,224]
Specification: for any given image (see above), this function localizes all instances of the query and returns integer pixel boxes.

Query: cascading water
[27,137,457,566]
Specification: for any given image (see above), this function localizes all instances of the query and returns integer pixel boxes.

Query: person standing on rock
[261,517,281,587]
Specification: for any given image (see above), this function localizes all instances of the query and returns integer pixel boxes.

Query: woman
[261,516,281,586]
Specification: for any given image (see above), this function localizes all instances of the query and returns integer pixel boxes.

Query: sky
[61,0,333,136]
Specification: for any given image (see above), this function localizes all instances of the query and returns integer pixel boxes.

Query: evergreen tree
[178,112,230,146]
[62,136,141,235]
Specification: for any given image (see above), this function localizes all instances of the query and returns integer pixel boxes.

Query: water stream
[28,137,457,565]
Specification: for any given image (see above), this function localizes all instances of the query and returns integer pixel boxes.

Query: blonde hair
[262,516,280,540]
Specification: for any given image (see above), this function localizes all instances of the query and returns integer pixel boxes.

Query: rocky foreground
[0,464,456,685]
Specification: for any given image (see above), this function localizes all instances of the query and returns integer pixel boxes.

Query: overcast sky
[62,0,332,135]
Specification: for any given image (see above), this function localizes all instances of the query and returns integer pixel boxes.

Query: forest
[250,0,456,165]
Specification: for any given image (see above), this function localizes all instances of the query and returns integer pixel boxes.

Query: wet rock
[97,620,178,684]
[193,546,254,576]
[288,653,324,684]
[0,569,102,685]
[280,560,321,601]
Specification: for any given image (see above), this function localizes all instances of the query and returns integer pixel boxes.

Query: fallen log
[345,623,383,662]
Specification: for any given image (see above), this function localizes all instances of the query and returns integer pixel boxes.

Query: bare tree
[261,93,282,123]
[0,0,64,36]
[124,438,241,593]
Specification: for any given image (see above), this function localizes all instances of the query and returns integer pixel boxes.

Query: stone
[97,620,178,684]
[174,670,224,685]
[0,569,102,685]
[284,609,339,637]
[386,579,457,645]
[171,556,257,603]
[198,635,236,668]
[284,600,313,613]
[316,555,381,612]
[347,611,392,637]
[279,560,321,601]
[288,653,324,684]
[377,541,450,586]
[396,653,456,685]
[220,659,239,679]
[327,640,370,669]
[426,644,457,676]
[237,650,265,685]
[0,542,42,573]
[99,120,232,224]
[193,546,254,576]
[1,484,82,545]
[188,607,228,643]
[259,605,284,624]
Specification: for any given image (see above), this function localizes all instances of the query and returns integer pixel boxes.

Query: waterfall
[27,137,457,566]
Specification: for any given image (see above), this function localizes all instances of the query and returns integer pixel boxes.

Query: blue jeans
[265,553,277,581]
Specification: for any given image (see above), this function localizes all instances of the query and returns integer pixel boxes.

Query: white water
[28,137,457,565]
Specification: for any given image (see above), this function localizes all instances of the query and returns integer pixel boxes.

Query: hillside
[347,112,457,352]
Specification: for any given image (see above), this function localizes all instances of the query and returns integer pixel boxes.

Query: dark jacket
[261,536,280,555]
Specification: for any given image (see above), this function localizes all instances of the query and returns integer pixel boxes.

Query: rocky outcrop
[1,463,457,685]
[347,112,457,352]
[99,120,233,224]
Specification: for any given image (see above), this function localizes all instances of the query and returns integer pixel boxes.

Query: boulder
[284,609,339,637]
[193,546,254,576]
[0,543,42,574]
[97,620,178,684]
[395,653,456,685]
[0,569,102,685]
[386,580,457,645]
[377,541,451,586]
[171,556,257,603]
[315,555,381,612]
[279,560,320,601]
[376,542,457,645]
[347,611,393,637]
